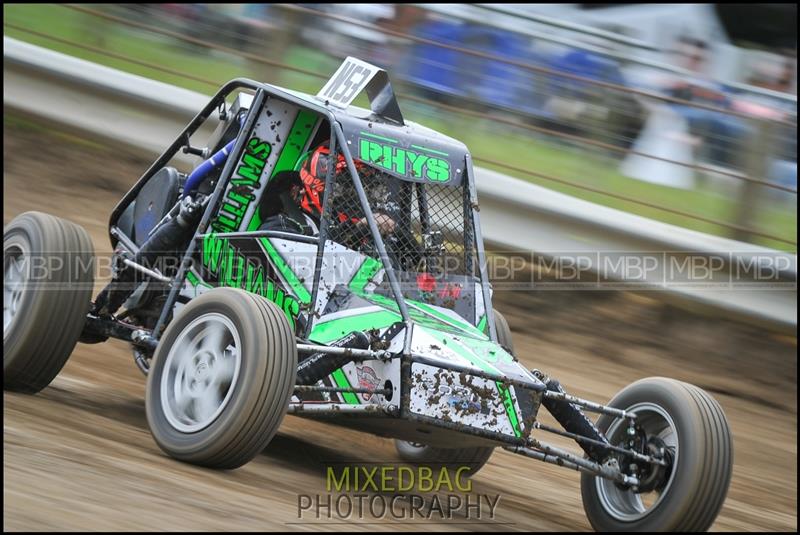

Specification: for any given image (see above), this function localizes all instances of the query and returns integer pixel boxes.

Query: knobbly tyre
[3,57,732,531]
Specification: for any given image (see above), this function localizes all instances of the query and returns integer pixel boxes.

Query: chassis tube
[410,353,545,392]
[110,226,139,254]
[121,258,171,283]
[304,125,338,339]
[464,154,498,343]
[196,230,320,245]
[151,89,267,338]
[507,440,639,486]
[296,343,393,361]
[294,385,391,396]
[505,445,585,472]
[543,389,636,419]
[108,78,262,244]
[533,422,666,466]
[332,122,412,328]
[505,445,639,486]
[287,403,391,415]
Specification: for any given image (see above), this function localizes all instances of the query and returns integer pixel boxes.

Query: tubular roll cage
[107,78,497,350]
[100,78,661,486]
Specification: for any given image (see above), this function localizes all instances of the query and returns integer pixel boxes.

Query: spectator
[738,53,797,193]
[663,36,752,168]
[544,41,645,148]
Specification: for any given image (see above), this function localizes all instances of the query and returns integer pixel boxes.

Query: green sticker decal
[496,381,523,438]
[359,131,399,144]
[347,286,486,340]
[359,139,450,182]
[411,300,487,339]
[310,309,401,344]
[348,257,383,292]
[257,237,311,305]
[236,137,272,182]
[186,271,200,287]
[247,109,319,231]
[212,136,272,233]
[200,234,301,329]
[331,368,360,405]
[411,144,449,157]
[477,315,488,334]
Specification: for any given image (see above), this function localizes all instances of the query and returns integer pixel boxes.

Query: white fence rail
[4,37,796,332]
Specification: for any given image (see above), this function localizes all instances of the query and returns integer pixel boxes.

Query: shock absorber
[295,331,371,386]
[541,377,612,462]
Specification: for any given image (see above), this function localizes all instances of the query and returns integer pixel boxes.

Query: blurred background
[3,5,797,531]
[3,3,797,251]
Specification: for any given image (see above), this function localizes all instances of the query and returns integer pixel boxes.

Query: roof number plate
[316,57,381,109]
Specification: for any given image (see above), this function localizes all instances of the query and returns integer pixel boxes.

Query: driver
[258,170,318,235]
[297,142,399,238]
[259,142,421,269]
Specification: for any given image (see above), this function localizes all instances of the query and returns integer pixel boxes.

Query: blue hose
[182,138,237,197]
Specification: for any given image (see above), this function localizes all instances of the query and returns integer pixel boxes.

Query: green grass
[4,4,796,251]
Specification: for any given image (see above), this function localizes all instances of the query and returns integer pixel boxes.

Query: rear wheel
[3,212,95,393]
[394,440,495,477]
[580,377,733,531]
[493,308,514,355]
[145,288,297,469]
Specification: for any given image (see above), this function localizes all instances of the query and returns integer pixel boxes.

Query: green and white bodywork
[165,57,545,447]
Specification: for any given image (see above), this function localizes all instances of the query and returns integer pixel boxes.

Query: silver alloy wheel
[160,313,242,433]
[4,244,28,336]
[595,402,679,522]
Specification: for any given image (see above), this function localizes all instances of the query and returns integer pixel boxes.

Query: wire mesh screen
[406,180,478,279]
[324,159,479,309]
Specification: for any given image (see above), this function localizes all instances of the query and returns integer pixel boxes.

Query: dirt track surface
[3,114,797,531]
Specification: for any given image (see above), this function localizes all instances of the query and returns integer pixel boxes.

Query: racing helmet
[297,142,368,218]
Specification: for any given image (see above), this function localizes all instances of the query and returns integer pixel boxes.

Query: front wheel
[580,377,733,532]
[145,288,297,469]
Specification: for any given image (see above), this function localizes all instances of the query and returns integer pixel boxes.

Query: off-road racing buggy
[4,58,732,531]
